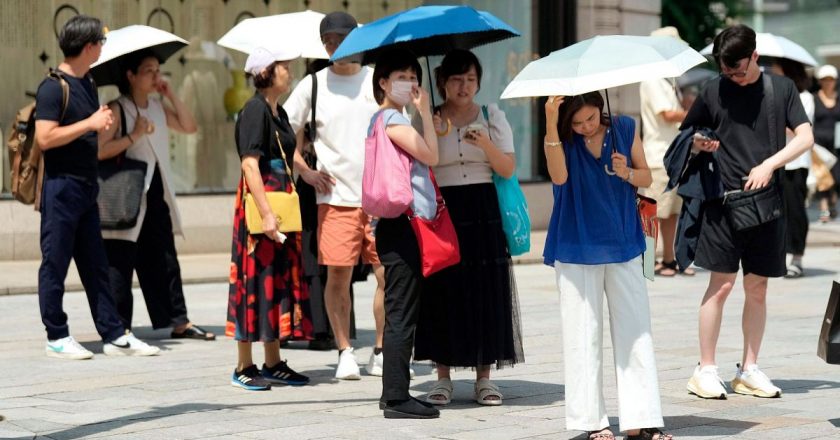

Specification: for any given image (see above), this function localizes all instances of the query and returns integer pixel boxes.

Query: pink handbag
[362,111,414,218]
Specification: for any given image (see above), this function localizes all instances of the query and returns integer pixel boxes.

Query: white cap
[650,26,683,42]
[244,47,300,76]
[817,65,838,80]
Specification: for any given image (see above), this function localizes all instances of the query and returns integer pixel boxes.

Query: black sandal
[171,324,216,341]
[626,428,673,440]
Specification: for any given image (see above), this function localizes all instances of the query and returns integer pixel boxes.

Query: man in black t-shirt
[680,25,813,400]
[34,15,159,359]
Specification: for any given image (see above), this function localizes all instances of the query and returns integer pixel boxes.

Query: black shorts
[693,199,786,277]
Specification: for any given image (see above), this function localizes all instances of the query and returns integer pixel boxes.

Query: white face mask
[388,80,414,106]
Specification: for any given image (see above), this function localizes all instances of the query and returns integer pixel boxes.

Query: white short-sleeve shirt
[284,66,378,207]
[640,78,682,169]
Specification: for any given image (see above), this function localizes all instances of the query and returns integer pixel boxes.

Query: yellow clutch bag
[244,191,302,233]
[242,131,302,234]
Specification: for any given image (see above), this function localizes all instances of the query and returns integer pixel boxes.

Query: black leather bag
[723,183,783,231]
[97,102,147,230]
[98,156,146,229]
[818,281,840,364]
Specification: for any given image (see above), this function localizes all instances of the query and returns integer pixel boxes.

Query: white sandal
[474,378,503,406]
[426,378,453,405]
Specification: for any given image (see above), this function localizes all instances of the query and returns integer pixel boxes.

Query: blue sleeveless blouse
[543,115,645,266]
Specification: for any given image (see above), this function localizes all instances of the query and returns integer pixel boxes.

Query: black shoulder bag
[97,102,148,230]
[722,74,784,232]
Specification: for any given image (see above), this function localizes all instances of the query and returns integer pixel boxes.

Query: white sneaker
[45,336,94,360]
[687,364,727,399]
[731,363,782,398]
[365,351,416,378]
[335,347,361,380]
[103,331,160,357]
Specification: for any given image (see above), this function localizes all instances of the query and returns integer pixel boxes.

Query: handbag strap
[406,167,444,218]
[762,73,785,186]
[242,130,297,200]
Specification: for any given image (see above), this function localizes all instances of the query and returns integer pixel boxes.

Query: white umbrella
[91,25,188,86]
[700,32,818,67]
[500,35,706,99]
[217,10,334,59]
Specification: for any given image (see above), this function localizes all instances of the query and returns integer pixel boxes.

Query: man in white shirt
[639,27,693,277]
[285,12,387,381]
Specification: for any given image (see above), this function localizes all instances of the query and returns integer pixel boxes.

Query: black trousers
[375,215,422,402]
[783,168,809,255]
[103,168,189,331]
[38,176,125,342]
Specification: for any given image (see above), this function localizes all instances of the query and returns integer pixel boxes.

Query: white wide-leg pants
[555,256,664,432]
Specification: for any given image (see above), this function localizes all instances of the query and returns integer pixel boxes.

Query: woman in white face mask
[367,48,440,419]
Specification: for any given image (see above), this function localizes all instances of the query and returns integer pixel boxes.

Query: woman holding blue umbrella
[543,93,671,440]
[412,49,524,407]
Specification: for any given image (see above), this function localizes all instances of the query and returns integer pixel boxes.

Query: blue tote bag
[482,106,531,255]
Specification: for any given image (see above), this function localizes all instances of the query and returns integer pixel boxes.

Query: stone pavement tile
[0,422,38,440]
[736,421,840,440]
[5,418,73,434]
[435,418,564,440]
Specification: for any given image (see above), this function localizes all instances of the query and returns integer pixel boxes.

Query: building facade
[0,0,661,260]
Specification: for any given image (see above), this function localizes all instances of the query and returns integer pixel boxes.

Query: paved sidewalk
[1,245,840,439]
[2,216,838,295]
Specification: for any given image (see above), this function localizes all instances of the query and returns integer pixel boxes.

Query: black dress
[414,182,524,368]
[814,91,840,191]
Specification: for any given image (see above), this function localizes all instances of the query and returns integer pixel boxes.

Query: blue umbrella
[329,5,519,65]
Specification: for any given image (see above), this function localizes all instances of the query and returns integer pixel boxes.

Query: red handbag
[406,169,461,277]
[637,194,659,245]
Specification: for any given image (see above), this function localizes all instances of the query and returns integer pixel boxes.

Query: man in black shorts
[35,15,159,359]
[680,24,813,399]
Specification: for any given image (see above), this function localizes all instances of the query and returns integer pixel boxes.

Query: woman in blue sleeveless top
[543,92,671,440]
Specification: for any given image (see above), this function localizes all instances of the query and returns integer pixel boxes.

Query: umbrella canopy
[500,35,706,99]
[329,5,519,64]
[700,32,818,67]
[677,67,717,89]
[91,25,188,86]
[217,10,333,59]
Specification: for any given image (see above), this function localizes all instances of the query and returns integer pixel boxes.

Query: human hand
[88,105,114,132]
[611,152,630,179]
[301,168,335,194]
[544,96,565,127]
[131,116,151,139]
[463,126,489,149]
[155,77,174,99]
[411,85,429,114]
[692,132,719,153]
[745,162,775,190]
[262,214,279,242]
[433,111,447,134]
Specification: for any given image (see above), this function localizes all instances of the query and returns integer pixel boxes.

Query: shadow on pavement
[773,378,840,394]
[409,378,564,408]
[830,418,840,428]
[664,414,759,436]
[5,400,378,440]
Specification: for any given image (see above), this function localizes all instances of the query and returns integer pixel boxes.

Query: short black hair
[116,50,161,95]
[247,61,282,89]
[712,24,756,69]
[434,49,483,100]
[59,15,104,58]
[372,48,422,104]
[557,92,611,143]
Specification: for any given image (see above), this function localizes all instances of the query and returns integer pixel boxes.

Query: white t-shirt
[785,91,814,170]
[640,78,682,169]
[284,66,378,207]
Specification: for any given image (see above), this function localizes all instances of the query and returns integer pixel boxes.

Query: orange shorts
[317,204,380,266]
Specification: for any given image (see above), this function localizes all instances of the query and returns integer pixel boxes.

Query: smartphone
[465,123,484,136]
[693,132,710,141]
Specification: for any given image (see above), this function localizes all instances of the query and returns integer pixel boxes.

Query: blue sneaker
[231,365,272,391]
[261,360,310,386]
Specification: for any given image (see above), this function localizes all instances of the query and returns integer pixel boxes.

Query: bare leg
[741,273,768,367]
[264,340,281,368]
[699,271,737,367]
[660,215,678,264]
[236,341,253,371]
[373,264,386,348]
[325,266,354,350]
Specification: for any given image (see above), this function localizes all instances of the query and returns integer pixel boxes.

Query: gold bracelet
[544,141,562,147]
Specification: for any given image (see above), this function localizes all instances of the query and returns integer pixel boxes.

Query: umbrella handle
[426,56,436,109]
[604,164,616,175]
[603,89,618,176]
